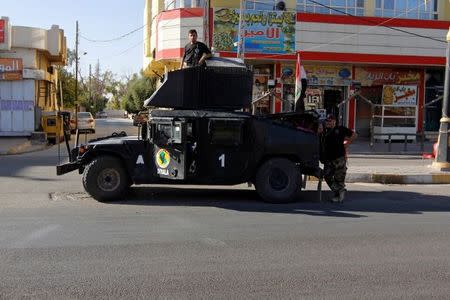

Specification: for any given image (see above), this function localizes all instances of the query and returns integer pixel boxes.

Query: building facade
[0,17,67,136]
[143,0,450,137]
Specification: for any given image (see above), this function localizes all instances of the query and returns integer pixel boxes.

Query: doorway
[323,89,342,119]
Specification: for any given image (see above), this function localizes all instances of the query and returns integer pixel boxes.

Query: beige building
[0,16,67,136]
[143,0,450,137]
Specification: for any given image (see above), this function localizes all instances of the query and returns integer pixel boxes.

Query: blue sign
[213,8,296,54]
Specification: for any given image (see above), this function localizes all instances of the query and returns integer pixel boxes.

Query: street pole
[75,20,79,131]
[203,0,210,48]
[433,27,450,171]
[237,0,246,59]
[89,64,92,110]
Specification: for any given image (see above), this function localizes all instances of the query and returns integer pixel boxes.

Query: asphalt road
[1,118,450,299]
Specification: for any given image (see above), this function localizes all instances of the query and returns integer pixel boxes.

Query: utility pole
[89,64,92,110]
[433,27,450,171]
[75,20,79,130]
[237,0,246,59]
[203,0,210,48]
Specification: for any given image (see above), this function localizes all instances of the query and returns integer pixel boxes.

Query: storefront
[0,58,35,136]
[424,69,444,132]
[354,67,424,139]
[278,63,352,119]
[250,64,274,114]
[0,17,66,136]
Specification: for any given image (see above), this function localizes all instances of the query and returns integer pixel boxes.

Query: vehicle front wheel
[82,156,130,202]
[255,158,301,204]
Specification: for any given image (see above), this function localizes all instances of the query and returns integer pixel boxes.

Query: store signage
[0,58,23,80]
[0,20,5,43]
[382,85,417,106]
[0,100,34,111]
[305,88,323,110]
[23,68,46,80]
[355,67,421,86]
[213,8,296,54]
[281,65,352,86]
[305,65,352,86]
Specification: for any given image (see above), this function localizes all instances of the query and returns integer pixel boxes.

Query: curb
[346,173,450,184]
[348,154,423,159]
[307,173,450,184]
[0,142,49,156]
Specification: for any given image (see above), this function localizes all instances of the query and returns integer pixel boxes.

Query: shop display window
[375,0,437,20]
[297,0,364,16]
[425,70,444,131]
[383,107,416,117]
[165,0,203,9]
[246,0,278,10]
[383,118,416,128]
[373,105,417,126]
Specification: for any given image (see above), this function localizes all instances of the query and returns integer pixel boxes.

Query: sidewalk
[0,137,48,155]
[345,156,450,184]
[348,138,435,155]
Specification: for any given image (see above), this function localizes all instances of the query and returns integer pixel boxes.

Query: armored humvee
[57,58,322,203]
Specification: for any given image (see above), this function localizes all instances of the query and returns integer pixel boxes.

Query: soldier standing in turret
[180,29,212,69]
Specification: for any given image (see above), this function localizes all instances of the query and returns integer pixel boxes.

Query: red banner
[0,20,5,43]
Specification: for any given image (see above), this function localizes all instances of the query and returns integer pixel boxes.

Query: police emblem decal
[156,149,170,169]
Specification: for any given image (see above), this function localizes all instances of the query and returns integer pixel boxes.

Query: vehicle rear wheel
[82,156,129,202]
[255,158,301,204]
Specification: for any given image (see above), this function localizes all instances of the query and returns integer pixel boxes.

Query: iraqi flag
[294,52,302,106]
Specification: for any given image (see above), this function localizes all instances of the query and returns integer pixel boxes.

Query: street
[0,118,450,298]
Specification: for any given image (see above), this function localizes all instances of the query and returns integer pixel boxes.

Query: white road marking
[11,225,60,248]
[200,238,227,247]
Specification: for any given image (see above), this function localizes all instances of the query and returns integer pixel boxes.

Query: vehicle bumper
[56,161,81,175]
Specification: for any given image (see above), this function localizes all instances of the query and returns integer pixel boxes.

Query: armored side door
[150,119,187,181]
[201,118,252,184]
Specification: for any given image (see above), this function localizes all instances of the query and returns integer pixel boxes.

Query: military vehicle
[57,58,322,203]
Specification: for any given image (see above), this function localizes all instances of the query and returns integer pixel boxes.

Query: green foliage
[121,74,157,113]
[58,49,154,115]
[58,67,87,109]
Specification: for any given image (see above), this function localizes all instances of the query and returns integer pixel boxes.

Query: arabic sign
[213,8,296,54]
[0,20,5,43]
[281,64,352,86]
[0,58,23,80]
[382,85,417,106]
[355,67,421,86]
[305,65,352,86]
[305,87,323,110]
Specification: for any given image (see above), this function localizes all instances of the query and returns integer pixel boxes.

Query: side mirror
[138,122,148,141]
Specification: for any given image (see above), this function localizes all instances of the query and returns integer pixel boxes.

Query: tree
[121,73,157,113]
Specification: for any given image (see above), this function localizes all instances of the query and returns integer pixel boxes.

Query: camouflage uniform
[320,121,354,201]
[323,156,347,194]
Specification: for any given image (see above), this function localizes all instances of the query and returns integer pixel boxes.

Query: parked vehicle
[70,112,96,133]
[96,111,107,118]
[133,111,149,126]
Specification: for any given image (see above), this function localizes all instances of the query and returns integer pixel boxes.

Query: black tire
[82,156,129,202]
[255,158,301,204]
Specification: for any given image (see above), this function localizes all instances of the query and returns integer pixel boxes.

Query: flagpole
[294,52,303,113]
[237,0,246,59]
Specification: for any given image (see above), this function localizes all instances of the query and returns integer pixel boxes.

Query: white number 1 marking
[219,154,225,168]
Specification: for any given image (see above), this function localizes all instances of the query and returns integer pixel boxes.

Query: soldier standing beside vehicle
[320,114,357,202]
[180,29,212,69]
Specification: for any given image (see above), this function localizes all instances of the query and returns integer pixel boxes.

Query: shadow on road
[103,186,450,218]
